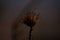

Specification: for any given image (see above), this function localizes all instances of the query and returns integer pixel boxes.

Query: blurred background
[0,0,60,40]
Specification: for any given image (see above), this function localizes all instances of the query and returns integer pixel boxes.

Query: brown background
[0,0,60,40]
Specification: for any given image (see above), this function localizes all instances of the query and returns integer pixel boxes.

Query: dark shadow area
[0,0,60,40]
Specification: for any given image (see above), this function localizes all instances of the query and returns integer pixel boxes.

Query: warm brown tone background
[0,0,60,40]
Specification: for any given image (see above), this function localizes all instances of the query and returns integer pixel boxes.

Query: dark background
[0,0,60,40]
